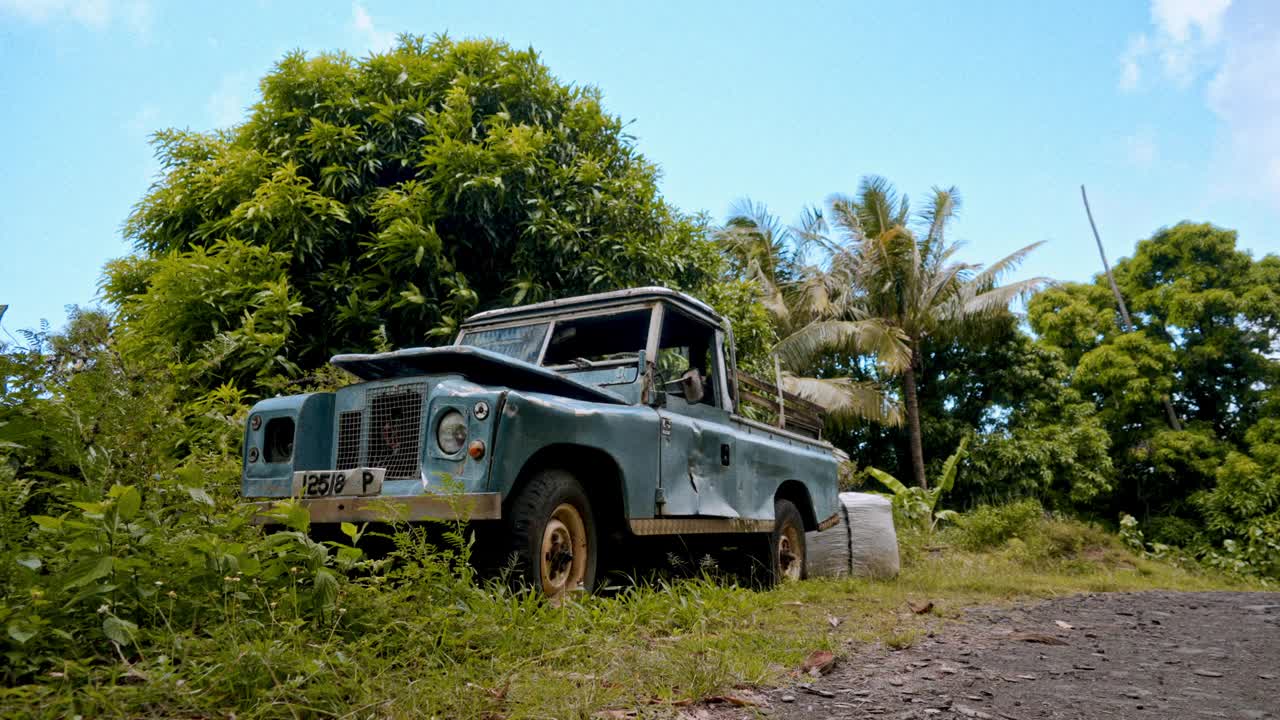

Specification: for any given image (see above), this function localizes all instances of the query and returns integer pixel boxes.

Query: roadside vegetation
[1,32,1276,718]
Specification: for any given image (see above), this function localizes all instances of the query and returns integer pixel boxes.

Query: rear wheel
[769,498,807,585]
[507,469,597,598]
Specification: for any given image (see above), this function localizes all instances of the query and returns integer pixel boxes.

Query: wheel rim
[777,524,803,581]
[540,502,588,596]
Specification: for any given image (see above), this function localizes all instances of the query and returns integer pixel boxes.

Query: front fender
[488,391,660,519]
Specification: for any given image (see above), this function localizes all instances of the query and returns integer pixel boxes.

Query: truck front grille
[366,384,425,478]
[336,411,362,470]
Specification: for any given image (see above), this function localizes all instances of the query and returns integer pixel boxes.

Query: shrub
[953,499,1044,551]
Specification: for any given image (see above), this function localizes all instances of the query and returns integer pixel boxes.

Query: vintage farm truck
[242,287,841,596]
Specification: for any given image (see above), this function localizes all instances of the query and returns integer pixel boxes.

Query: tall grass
[0,478,1257,719]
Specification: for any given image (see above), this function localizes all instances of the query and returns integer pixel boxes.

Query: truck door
[654,309,739,518]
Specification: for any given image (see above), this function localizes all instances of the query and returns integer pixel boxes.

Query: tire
[506,469,598,598]
[768,498,807,585]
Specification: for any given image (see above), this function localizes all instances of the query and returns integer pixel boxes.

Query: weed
[952,498,1045,551]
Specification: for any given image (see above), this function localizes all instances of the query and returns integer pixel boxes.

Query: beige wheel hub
[540,502,588,596]
[777,525,803,581]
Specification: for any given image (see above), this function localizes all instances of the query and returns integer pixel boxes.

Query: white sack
[806,492,900,579]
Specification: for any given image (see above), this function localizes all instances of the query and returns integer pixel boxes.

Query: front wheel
[769,498,807,585]
[507,469,597,598]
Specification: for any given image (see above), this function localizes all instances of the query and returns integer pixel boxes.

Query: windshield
[541,309,651,367]
[458,323,549,364]
[458,308,652,383]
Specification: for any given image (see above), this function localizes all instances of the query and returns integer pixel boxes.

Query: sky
[1,0,1278,336]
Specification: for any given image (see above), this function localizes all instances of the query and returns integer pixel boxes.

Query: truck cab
[243,287,840,596]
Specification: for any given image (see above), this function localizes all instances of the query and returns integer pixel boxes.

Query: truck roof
[461,286,723,329]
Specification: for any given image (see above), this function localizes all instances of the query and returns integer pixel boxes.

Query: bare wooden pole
[1080,185,1182,431]
[773,354,786,429]
[1081,186,1134,331]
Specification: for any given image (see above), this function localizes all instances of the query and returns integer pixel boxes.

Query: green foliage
[830,320,1114,510]
[0,308,1254,713]
[1029,222,1279,578]
[953,499,1045,551]
[771,176,1046,487]
[1191,418,1280,578]
[103,240,305,395]
[1073,331,1176,431]
[699,277,778,375]
[113,35,727,395]
[868,436,968,531]
[950,500,1126,571]
[1025,282,1118,366]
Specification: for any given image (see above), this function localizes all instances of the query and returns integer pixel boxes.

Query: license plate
[291,468,385,498]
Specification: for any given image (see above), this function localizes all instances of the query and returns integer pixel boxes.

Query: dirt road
[710,591,1279,720]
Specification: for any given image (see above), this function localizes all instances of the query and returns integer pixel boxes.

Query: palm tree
[717,201,906,427]
[779,176,1048,488]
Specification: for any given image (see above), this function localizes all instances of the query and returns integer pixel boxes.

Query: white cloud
[1122,1,1280,206]
[1119,34,1148,91]
[0,0,150,34]
[206,74,252,130]
[352,2,394,53]
[1152,0,1231,44]
[1119,0,1232,90]
[1205,5,1280,201]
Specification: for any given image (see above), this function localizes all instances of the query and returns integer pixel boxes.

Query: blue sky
[2,0,1278,336]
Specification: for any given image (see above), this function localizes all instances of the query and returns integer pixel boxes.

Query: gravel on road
[707,591,1279,720]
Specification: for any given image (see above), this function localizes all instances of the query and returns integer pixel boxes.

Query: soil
[706,591,1280,720]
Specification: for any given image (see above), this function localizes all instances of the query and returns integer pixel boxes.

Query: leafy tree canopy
[1028,222,1279,573]
[105,35,731,393]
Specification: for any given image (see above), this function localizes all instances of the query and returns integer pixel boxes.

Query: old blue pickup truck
[243,287,841,596]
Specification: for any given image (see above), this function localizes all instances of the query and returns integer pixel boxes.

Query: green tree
[108,35,725,393]
[1029,222,1279,575]
[1114,223,1279,441]
[779,177,1046,488]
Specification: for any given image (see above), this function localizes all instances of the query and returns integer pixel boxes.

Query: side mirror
[678,369,705,404]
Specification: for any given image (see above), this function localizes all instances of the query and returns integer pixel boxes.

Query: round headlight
[436,410,468,454]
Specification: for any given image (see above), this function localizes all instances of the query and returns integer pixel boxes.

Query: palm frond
[781,374,904,427]
[959,276,1051,317]
[917,186,961,254]
[774,319,910,374]
[969,241,1047,289]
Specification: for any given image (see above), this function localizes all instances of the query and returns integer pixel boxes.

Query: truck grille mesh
[366,384,425,478]
[336,411,362,470]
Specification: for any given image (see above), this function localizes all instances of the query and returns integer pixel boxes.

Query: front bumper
[249,492,502,524]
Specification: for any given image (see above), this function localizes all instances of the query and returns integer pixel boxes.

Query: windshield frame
[456,302,660,368]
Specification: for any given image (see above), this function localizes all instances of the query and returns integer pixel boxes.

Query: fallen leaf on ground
[827,615,842,628]
[907,600,935,615]
[800,650,837,676]
[1054,620,1074,630]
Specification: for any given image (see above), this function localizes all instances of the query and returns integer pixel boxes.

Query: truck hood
[330,346,629,405]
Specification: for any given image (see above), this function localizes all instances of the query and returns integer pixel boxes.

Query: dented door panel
[657,397,739,518]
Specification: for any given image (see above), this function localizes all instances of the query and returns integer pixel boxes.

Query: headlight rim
[436,409,469,455]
